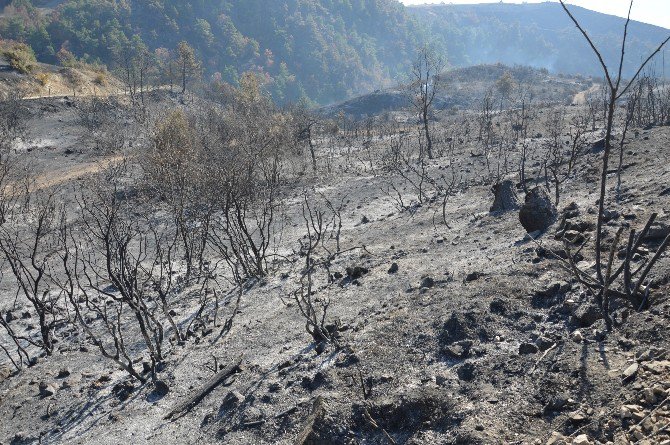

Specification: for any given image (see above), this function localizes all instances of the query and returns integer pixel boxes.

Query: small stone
[465,271,481,282]
[39,382,57,397]
[571,330,584,343]
[569,411,587,422]
[636,349,653,362]
[435,373,449,386]
[0,366,11,381]
[57,368,71,379]
[222,390,245,409]
[641,417,655,432]
[563,230,585,244]
[572,434,592,445]
[546,432,566,445]
[623,363,639,380]
[420,276,435,289]
[536,337,555,351]
[571,303,602,327]
[387,263,399,274]
[643,388,657,404]
[632,427,645,440]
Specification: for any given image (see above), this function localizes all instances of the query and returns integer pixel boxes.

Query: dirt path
[572,83,600,105]
[31,155,125,191]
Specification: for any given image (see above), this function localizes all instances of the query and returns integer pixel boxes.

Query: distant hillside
[0,0,667,104]
[321,64,590,118]
[408,2,669,79]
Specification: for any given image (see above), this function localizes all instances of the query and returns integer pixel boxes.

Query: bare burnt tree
[566,112,589,176]
[381,131,432,209]
[293,103,320,172]
[411,45,444,160]
[78,97,127,153]
[511,86,537,194]
[541,109,568,205]
[66,171,171,381]
[293,192,342,353]
[584,82,608,132]
[616,84,641,201]
[0,152,32,370]
[0,91,28,153]
[0,188,66,357]
[558,0,670,329]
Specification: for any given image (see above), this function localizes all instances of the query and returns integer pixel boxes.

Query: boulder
[490,180,520,213]
[571,302,602,327]
[519,343,539,355]
[39,382,57,397]
[519,187,557,233]
[644,222,670,241]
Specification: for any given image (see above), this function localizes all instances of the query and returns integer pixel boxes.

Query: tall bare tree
[411,45,445,160]
[558,0,670,329]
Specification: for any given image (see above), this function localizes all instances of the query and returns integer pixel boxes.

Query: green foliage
[0,0,425,104]
[0,0,666,104]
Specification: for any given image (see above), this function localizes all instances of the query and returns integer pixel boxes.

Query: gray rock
[644,222,670,241]
[465,271,481,282]
[519,187,557,233]
[519,343,539,355]
[10,431,37,445]
[222,390,245,409]
[445,340,473,359]
[0,366,11,382]
[535,337,555,351]
[571,302,602,327]
[420,276,435,289]
[623,363,639,380]
[39,382,57,397]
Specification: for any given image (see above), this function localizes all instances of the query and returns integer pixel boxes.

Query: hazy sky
[399,1,670,29]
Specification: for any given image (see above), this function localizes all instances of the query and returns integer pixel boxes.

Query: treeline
[0,0,422,104]
[1,0,668,105]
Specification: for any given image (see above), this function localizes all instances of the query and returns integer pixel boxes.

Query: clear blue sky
[399,1,670,29]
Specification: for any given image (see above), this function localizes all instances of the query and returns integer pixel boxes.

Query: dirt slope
[0,97,669,445]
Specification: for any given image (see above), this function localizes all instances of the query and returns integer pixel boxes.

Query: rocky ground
[0,94,669,445]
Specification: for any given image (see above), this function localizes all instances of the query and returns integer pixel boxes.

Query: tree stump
[490,180,520,213]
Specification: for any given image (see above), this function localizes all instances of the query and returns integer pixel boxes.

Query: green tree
[176,41,200,94]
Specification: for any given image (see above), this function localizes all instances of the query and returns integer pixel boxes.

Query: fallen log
[164,355,243,421]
